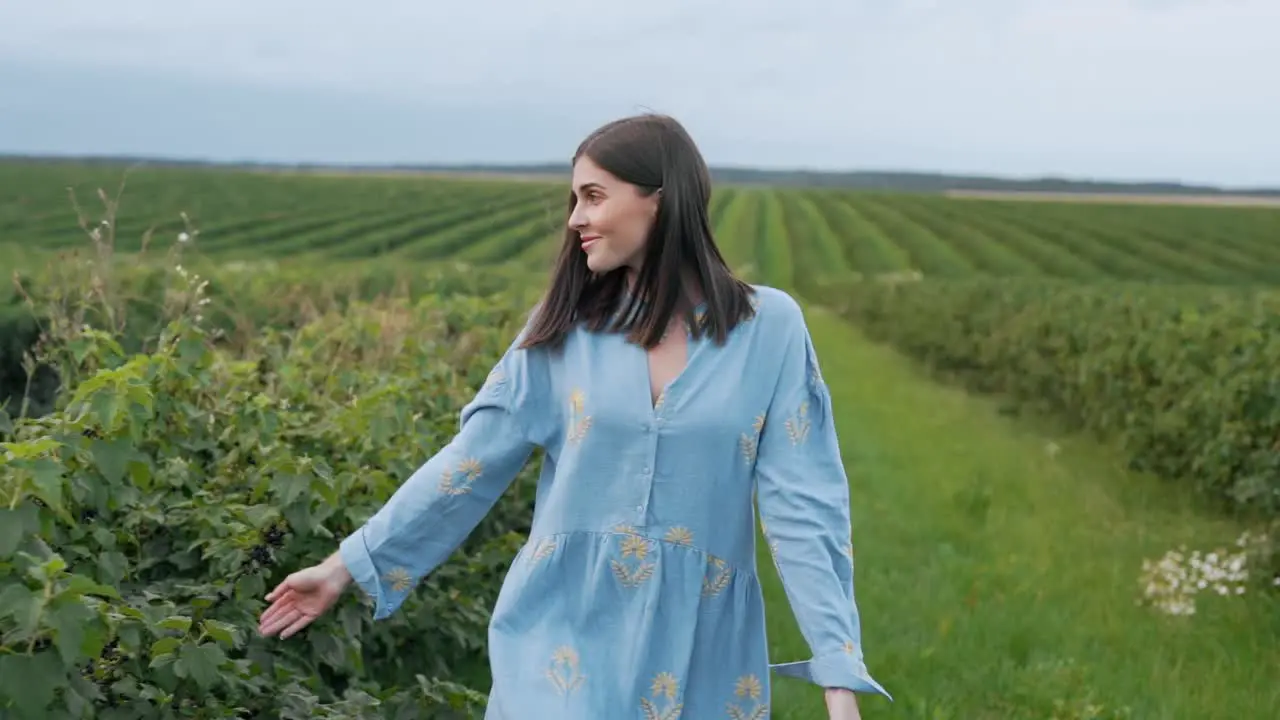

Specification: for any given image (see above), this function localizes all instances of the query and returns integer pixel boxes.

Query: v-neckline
[613,289,707,415]
[646,331,689,410]
[641,311,706,415]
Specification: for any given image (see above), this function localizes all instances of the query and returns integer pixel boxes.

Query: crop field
[2,159,1279,719]
[4,160,1280,288]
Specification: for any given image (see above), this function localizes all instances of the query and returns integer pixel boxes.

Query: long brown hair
[519,113,756,350]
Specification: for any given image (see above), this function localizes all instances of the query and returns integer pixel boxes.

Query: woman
[258,113,891,719]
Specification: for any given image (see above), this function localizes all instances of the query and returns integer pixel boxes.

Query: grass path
[757,305,1280,719]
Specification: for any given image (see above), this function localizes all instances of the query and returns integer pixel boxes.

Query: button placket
[636,414,659,524]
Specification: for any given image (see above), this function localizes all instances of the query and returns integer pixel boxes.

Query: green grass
[758,305,1280,719]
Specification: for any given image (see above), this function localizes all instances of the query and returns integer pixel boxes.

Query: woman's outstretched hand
[258,551,352,639]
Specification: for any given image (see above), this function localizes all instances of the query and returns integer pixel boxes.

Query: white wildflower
[1137,530,1266,617]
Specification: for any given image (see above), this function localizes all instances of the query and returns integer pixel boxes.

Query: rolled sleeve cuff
[338,529,390,620]
[770,652,893,701]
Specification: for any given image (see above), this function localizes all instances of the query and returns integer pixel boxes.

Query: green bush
[2,250,541,425]
[819,276,1280,520]
[0,278,542,718]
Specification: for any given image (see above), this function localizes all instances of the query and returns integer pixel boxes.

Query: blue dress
[339,285,892,718]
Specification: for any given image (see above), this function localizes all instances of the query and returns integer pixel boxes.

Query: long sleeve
[755,303,892,700]
[338,324,547,620]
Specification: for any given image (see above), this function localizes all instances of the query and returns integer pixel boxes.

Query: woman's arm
[753,298,891,706]
[338,328,548,620]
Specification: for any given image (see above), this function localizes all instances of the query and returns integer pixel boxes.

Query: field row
[709,188,1280,292]
[3,161,1279,287]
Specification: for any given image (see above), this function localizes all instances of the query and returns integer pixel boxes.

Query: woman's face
[567,155,660,274]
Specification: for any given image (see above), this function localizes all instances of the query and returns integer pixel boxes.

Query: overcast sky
[1,1,1276,187]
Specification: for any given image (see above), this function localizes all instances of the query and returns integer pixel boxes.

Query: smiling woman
[257,113,891,720]
[521,113,758,352]
[567,162,653,272]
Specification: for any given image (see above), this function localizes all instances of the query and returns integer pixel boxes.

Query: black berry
[249,544,272,565]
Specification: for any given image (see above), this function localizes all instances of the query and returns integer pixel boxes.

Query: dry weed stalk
[10,168,205,417]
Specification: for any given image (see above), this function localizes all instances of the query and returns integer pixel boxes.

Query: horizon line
[2,151,1277,197]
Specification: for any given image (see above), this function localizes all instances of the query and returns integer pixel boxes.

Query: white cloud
[1,0,1276,184]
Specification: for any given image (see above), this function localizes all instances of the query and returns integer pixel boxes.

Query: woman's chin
[585,253,615,274]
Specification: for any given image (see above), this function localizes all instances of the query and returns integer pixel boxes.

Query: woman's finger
[259,588,297,620]
[271,586,298,607]
[258,600,292,630]
[260,603,299,634]
[259,607,301,637]
[278,613,313,640]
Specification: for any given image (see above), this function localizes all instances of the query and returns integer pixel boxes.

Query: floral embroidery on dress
[439,457,483,495]
[483,365,507,396]
[664,527,693,546]
[529,537,557,564]
[807,348,824,387]
[611,530,656,587]
[726,674,768,719]
[621,534,650,559]
[756,515,782,575]
[546,646,587,695]
[641,671,684,719]
[740,412,766,463]
[758,518,780,557]
[568,388,593,444]
[785,401,811,446]
[383,566,413,593]
[702,556,732,598]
